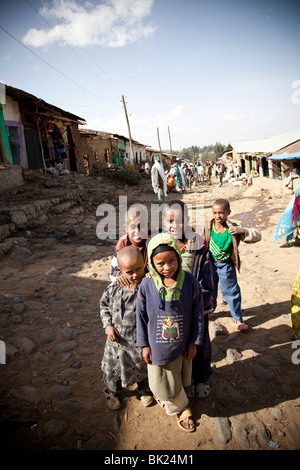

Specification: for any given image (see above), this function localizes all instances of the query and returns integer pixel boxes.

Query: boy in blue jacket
[136,233,204,432]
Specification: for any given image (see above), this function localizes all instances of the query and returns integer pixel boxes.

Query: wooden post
[168,125,173,160]
[36,114,46,174]
[122,95,135,170]
[157,127,163,160]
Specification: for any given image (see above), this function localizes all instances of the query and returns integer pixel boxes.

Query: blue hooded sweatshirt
[136,233,204,366]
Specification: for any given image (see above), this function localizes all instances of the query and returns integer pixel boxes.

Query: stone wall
[0,165,24,191]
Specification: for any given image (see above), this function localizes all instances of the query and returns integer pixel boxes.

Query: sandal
[176,407,195,433]
[185,380,195,398]
[196,382,210,398]
[153,395,166,409]
[103,388,121,410]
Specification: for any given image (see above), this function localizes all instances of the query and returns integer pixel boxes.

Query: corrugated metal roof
[5,85,86,123]
[228,131,300,154]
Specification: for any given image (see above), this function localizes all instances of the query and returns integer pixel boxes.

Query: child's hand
[186,237,200,253]
[145,272,152,279]
[229,225,245,236]
[184,342,197,360]
[106,326,120,342]
[116,273,130,287]
[142,346,152,364]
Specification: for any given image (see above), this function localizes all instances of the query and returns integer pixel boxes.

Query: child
[100,246,152,410]
[162,200,214,399]
[136,233,204,432]
[204,198,261,330]
[110,204,149,285]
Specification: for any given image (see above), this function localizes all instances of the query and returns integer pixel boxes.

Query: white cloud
[22,0,156,48]
[256,116,273,124]
[152,105,184,126]
[225,113,246,121]
[83,104,185,148]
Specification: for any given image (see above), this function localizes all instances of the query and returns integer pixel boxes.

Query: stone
[77,348,93,356]
[252,364,275,382]
[6,343,19,361]
[61,327,79,340]
[11,385,39,403]
[11,210,27,225]
[230,415,249,447]
[0,224,11,242]
[21,337,36,355]
[39,327,56,344]
[54,341,79,354]
[43,419,68,438]
[231,413,268,449]
[50,385,73,399]
[60,398,84,411]
[81,436,107,450]
[285,422,300,449]
[258,356,279,368]
[226,348,242,363]
[11,247,32,259]
[213,417,232,445]
[209,322,229,337]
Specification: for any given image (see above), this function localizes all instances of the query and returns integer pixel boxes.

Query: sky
[0,0,300,151]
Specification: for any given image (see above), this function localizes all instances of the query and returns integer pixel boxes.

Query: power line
[40,0,123,98]
[0,23,119,107]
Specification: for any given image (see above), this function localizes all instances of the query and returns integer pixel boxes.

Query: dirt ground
[0,171,299,452]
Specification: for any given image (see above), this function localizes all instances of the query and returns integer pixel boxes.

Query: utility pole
[122,95,135,170]
[157,127,163,160]
[168,125,173,161]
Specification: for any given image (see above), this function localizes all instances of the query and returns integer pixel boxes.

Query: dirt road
[0,172,299,451]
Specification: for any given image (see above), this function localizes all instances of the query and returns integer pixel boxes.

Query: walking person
[151,156,168,206]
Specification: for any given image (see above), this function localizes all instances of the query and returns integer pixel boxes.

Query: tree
[175,142,226,163]
[214,142,225,160]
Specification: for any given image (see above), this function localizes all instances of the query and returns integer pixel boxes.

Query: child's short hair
[125,204,148,222]
[117,245,143,265]
[212,198,230,211]
[162,200,189,218]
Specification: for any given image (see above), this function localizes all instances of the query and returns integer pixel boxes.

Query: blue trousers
[211,258,243,323]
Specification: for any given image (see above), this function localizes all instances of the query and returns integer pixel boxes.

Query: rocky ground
[0,170,299,452]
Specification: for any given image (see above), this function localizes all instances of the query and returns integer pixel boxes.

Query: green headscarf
[147,233,185,305]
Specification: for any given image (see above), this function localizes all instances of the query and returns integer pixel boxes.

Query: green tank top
[209,221,233,260]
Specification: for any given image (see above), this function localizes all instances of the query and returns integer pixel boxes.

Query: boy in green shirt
[204,198,261,330]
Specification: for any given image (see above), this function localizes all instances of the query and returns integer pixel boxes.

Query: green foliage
[177,142,226,162]
[116,168,142,185]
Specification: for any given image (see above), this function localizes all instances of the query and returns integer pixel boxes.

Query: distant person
[151,156,168,205]
[285,163,300,190]
[170,162,183,193]
[274,182,300,245]
[216,164,224,187]
[204,198,261,330]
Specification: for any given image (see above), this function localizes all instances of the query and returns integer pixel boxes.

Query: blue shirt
[136,271,204,366]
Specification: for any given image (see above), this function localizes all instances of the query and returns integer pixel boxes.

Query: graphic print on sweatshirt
[156,313,183,344]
